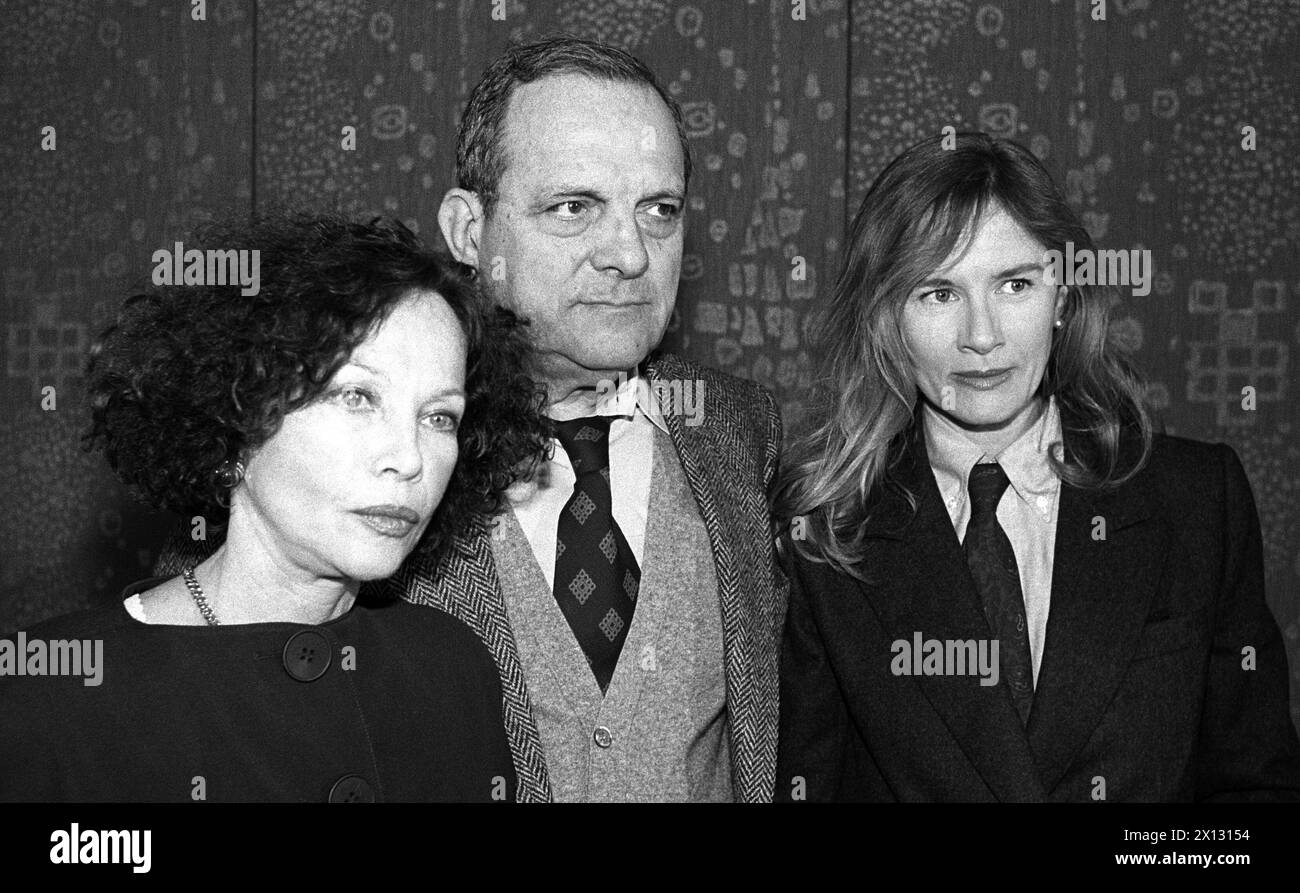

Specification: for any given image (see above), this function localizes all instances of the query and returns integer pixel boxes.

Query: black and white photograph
[0,0,1297,874]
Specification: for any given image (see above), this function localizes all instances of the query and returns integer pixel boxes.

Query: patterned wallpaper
[1,0,1297,727]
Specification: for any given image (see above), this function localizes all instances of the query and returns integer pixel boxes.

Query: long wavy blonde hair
[775,132,1153,577]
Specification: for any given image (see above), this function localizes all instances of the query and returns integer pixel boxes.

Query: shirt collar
[545,367,669,435]
[923,396,1063,523]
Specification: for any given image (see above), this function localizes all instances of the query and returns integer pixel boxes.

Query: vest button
[593,725,613,749]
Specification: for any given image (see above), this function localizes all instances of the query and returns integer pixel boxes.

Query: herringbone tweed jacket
[153,352,787,803]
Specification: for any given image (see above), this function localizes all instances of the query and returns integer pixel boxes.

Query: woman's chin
[334,548,412,583]
[940,392,1041,432]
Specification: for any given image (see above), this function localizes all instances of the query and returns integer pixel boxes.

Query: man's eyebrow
[643,189,686,204]
[542,186,606,201]
[538,186,686,204]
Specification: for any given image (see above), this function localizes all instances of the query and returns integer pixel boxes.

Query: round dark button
[327,775,375,803]
[282,630,331,682]
[593,725,613,749]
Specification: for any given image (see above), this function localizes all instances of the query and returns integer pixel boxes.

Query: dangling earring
[213,459,245,508]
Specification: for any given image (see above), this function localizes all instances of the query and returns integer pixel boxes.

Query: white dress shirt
[923,396,1064,685]
[507,370,665,590]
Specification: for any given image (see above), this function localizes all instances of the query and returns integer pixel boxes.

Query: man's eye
[551,200,587,219]
[644,202,682,219]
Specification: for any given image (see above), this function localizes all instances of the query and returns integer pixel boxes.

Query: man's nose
[960,294,1003,354]
[591,208,650,278]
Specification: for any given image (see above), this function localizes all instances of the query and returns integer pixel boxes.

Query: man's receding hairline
[491,71,684,198]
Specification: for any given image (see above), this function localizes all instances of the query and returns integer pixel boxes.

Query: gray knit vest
[492,424,732,801]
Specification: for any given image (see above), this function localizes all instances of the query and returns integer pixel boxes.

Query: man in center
[421,36,785,801]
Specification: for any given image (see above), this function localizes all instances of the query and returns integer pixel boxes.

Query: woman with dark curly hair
[0,212,551,802]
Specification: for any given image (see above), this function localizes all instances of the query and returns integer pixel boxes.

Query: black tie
[552,417,640,693]
[964,462,1034,725]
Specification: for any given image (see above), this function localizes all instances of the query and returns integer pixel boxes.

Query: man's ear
[438,188,485,269]
[1054,284,1068,322]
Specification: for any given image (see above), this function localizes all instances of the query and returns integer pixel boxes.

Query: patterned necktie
[964,461,1034,725]
[552,416,641,694]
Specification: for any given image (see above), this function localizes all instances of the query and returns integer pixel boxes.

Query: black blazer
[776,427,1300,802]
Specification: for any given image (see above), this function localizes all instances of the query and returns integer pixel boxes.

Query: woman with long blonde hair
[774,132,1300,802]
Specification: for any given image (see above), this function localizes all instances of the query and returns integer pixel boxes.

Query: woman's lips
[951,368,1014,390]
[352,506,419,538]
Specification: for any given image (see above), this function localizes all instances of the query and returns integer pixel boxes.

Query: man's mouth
[578,299,651,308]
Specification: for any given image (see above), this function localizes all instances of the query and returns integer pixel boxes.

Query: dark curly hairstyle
[83,210,550,564]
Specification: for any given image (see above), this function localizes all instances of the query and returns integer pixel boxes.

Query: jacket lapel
[1027,458,1167,794]
[645,353,778,803]
[855,427,1047,801]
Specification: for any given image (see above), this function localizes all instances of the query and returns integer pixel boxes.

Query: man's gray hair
[454,34,693,218]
